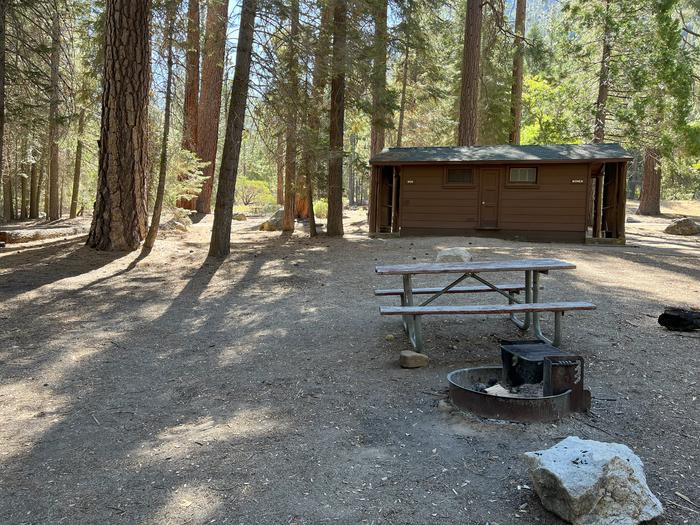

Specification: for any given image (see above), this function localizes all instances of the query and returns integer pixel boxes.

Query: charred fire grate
[447,340,591,422]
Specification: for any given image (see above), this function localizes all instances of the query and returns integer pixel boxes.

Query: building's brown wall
[399,166,479,230]
[499,163,588,232]
[397,163,589,239]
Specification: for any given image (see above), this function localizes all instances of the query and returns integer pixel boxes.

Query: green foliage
[235,178,275,206]
[521,75,588,144]
[166,148,208,210]
[314,198,328,219]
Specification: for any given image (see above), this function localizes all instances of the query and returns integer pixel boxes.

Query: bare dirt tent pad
[368,144,632,243]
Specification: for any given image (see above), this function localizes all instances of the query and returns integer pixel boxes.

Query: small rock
[399,350,429,368]
[384,334,395,341]
[232,213,247,221]
[625,216,640,223]
[436,247,473,263]
[664,217,700,235]
[525,436,663,525]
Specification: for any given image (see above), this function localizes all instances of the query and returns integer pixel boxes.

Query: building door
[479,168,501,228]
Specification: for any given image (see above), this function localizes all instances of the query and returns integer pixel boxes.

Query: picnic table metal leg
[529,271,562,346]
[400,292,408,333]
[510,270,532,330]
[402,274,424,352]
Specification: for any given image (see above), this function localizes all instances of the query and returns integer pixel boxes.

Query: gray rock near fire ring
[524,436,663,525]
[436,247,473,263]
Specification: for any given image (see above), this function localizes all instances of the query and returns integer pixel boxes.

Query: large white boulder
[524,436,663,525]
[436,247,473,263]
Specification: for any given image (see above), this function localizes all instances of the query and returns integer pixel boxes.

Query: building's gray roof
[369,143,633,165]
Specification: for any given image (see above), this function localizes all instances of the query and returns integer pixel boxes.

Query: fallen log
[0,227,86,244]
[658,307,700,331]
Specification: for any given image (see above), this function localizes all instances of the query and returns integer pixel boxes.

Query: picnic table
[375,258,595,352]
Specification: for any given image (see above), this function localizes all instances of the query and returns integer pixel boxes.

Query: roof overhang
[369,144,634,166]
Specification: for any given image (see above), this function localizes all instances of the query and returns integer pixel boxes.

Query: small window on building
[509,167,537,184]
[445,168,474,185]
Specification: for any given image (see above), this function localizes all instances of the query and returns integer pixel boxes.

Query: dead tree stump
[658,307,700,331]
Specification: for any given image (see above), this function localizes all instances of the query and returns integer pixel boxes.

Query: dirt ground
[1,208,698,525]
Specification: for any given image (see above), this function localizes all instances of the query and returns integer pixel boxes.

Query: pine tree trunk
[299,3,331,237]
[144,1,176,251]
[592,0,611,143]
[327,0,346,237]
[48,7,61,221]
[87,0,150,251]
[178,0,200,210]
[396,42,409,147]
[508,0,526,145]
[35,153,46,219]
[457,0,482,146]
[208,0,256,257]
[20,163,28,219]
[29,154,38,219]
[637,148,661,216]
[69,108,85,218]
[370,0,387,156]
[195,0,228,214]
[282,0,300,231]
[348,134,355,206]
[182,0,200,152]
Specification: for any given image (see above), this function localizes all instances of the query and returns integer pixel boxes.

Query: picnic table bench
[375,258,595,351]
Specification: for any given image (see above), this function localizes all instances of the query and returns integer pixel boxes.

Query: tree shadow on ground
[0,238,127,298]
[2,229,697,523]
[0,232,377,523]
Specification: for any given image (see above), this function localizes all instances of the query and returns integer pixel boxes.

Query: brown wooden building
[368,144,632,243]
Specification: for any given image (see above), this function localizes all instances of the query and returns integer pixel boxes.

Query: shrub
[314,199,328,219]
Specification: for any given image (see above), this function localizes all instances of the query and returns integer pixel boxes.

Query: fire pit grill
[447,340,591,422]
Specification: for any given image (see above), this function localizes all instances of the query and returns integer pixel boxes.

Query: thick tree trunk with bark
[457,0,482,146]
[637,148,661,216]
[282,0,300,231]
[508,0,526,145]
[178,0,200,211]
[592,0,611,143]
[69,108,85,218]
[144,1,176,251]
[209,0,256,257]
[195,0,228,214]
[370,0,387,156]
[327,0,346,237]
[87,0,150,251]
[182,0,200,152]
[48,8,61,220]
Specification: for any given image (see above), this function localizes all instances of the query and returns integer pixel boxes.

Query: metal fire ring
[447,366,576,423]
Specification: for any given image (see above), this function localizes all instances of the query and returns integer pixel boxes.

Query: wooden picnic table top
[375,258,576,276]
